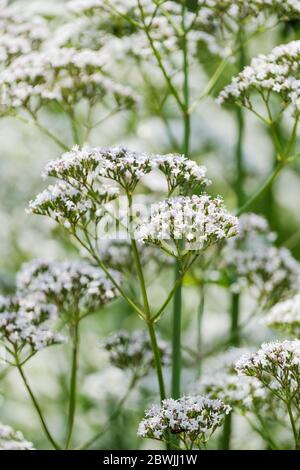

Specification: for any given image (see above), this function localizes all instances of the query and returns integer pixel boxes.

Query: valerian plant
[2,0,300,452]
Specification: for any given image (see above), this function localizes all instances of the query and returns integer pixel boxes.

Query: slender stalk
[15,356,61,450]
[196,283,205,378]
[11,113,69,151]
[128,195,166,401]
[286,402,299,449]
[235,104,246,206]
[230,292,240,347]
[220,292,240,450]
[236,162,285,216]
[65,320,80,449]
[171,3,190,401]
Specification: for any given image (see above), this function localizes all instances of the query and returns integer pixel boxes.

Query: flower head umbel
[221,213,300,306]
[103,330,170,376]
[41,146,209,195]
[138,395,231,449]
[27,181,118,231]
[136,195,238,256]
[218,40,300,116]
[264,295,300,337]
[199,373,272,414]
[17,259,120,322]
[0,423,34,450]
[29,147,210,250]
[0,295,65,361]
[0,47,137,114]
[0,1,49,66]
[235,341,300,404]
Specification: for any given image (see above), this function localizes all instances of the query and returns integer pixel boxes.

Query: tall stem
[220,292,240,450]
[65,320,80,449]
[171,4,190,400]
[128,195,166,401]
[196,283,205,378]
[235,29,246,208]
[286,402,299,449]
[15,357,61,450]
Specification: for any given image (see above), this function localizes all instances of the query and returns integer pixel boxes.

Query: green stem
[11,113,69,151]
[230,292,240,347]
[220,292,240,450]
[128,196,166,402]
[65,321,80,449]
[286,402,299,449]
[172,260,182,399]
[171,4,190,401]
[236,162,285,216]
[15,357,61,450]
[235,28,246,208]
[196,283,205,378]
[235,106,246,206]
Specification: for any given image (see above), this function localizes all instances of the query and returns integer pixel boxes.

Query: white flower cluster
[138,395,231,446]
[17,259,120,318]
[0,1,49,65]
[199,373,272,413]
[0,423,34,450]
[136,195,238,254]
[103,330,170,375]
[64,0,300,62]
[0,47,137,113]
[42,146,209,195]
[222,214,300,306]
[218,40,300,113]
[27,181,118,230]
[0,295,65,354]
[235,213,276,242]
[264,295,300,337]
[235,340,300,401]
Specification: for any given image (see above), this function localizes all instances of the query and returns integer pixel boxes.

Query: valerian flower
[218,40,300,116]
[137,395,231,449]
[64,0,300,62]
[135,195,238,255]
[0,295,65,360]
[103,330,170,376]
[263,295,300,337]
[221,213,300,307]
[17,259,120,321]
[235,341,300,404]
[199,373,271,413]
[0,0,49,66]
[27,181,119,230]
[0,47,137,114]
[41,146,209,195]
[0,423,34,450]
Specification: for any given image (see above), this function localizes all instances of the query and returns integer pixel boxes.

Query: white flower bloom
[138,395,231,447]
[103,330,170,375]
[0,1,49,65]
[17,259,120,317]
[219,40,300,114]
[0,423,34,450]
[264,295,300,337]
[198,372,271,412]
[0,295,65,354]
[235,340,300,402]
[0,47,137,113]
[27,181,118,228]
[222,213,300,306]
[136,195,238,254]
